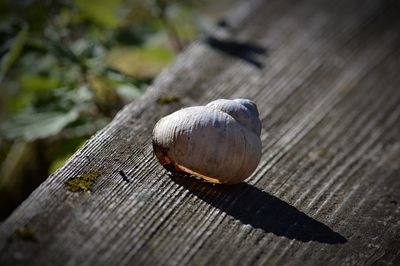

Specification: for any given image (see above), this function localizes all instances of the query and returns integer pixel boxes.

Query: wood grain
[1,0,400,265]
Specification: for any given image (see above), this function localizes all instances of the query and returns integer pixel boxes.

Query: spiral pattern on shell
[152,99,262,184]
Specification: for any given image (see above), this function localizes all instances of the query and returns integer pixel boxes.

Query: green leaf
[167,5,199,42]
[0,23,28,83]
[6,92,34,113]
[116,84,144,101]
[45,38,84,66]
[49,152,74,174]
[48,137,88,174]
[19,74,60,92]
[74,0,123,28]
[60,117,110,139]
[105,46,174,78]
[0,110,79,141]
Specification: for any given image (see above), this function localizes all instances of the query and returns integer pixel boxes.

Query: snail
[152,99,262,184]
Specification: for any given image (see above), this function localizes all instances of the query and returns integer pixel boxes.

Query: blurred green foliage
[0,0,219,220]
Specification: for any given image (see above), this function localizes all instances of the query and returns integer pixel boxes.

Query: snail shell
[152,99,262,184]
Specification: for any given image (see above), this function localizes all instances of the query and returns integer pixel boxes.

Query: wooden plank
[1,0,400,265]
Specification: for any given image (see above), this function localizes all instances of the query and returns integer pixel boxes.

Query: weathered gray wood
[1,0,400,265]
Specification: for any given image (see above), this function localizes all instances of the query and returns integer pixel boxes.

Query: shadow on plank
[170,173,347,244]
[203,35,268,69]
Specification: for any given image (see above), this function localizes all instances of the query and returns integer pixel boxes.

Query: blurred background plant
[0,0,231,220]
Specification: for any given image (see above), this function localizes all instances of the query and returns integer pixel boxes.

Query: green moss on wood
[157,96,180,105]
[15,227,37,242]
[64,171,100,192]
